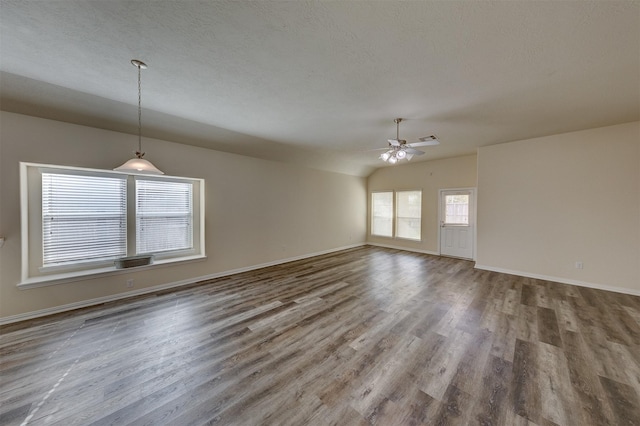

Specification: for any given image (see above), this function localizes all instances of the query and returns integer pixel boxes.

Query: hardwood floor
[2,246,640,425]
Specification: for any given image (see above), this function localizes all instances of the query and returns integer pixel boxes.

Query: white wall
[0,112,367,321]
[476,121,640,294]
[367,155,478,254]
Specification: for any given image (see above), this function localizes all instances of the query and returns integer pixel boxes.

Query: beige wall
[3,113,637,322]
[477,121,640,294]
[367,155,478,254]
[0,112,367,321]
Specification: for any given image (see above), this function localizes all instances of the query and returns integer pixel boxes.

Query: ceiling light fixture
[379,118,411,165]
[114,60,164,175]
[378,118,438,164]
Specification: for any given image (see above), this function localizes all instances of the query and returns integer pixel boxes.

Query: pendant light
[114,60,164,174]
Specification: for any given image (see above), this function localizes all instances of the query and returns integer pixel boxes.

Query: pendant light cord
[136,63,144,158]
[114,59,163,174]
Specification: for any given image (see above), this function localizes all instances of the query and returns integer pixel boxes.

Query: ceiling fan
[378,118,439,164]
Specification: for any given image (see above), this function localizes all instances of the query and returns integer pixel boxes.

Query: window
[20,162,205,285]
[444,194,469,225]
[370,190,422,241]
[136,180,193,254]
[42,173,127,266]
[371,192,393,237]
[396,190,421,240]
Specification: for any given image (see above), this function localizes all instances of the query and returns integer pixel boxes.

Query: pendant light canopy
[114,60,164,175]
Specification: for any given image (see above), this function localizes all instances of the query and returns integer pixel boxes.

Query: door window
[444,194,469,225]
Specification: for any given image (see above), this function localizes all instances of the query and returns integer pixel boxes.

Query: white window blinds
[396,190,422,240]
[136,179,193,254]
[371,192,393,237]
[42,173,127,266]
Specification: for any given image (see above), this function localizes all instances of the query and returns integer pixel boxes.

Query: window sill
[18,254,207,290]
[369,235,422,242]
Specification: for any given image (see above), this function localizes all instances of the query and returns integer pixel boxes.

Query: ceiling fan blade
[411,139,440,147]
[404,147,425,155]
[387,139,401,146]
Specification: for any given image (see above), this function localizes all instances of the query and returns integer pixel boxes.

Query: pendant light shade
[115,59,164,175]
[114,158,164,174]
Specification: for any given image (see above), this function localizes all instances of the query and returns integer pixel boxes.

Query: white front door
[439,189,475,259]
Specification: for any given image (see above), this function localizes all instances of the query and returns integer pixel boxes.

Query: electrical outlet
[126,279,134,288]
[575,261,583,270]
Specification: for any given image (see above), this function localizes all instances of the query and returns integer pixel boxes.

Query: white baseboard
[0,243,366,325]
[474,264,640,297]
[366,242,439,257]
[5,244,636,325]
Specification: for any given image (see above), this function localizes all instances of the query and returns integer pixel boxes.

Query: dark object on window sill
[115,255,153,269]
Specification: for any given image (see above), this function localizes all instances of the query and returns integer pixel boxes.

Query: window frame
[19,162,206,288]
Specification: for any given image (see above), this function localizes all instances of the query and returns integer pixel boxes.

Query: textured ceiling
[1,1,639,176]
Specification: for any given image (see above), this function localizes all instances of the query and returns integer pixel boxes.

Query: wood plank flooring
[2,246,640,425]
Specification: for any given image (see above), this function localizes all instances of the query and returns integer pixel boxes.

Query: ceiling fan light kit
[379,118,439,165]
[114,60,164,175]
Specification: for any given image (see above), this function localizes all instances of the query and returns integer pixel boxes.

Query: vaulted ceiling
[1,1,638,176]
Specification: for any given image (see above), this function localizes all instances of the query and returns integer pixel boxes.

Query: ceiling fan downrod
[394,118,402,142]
